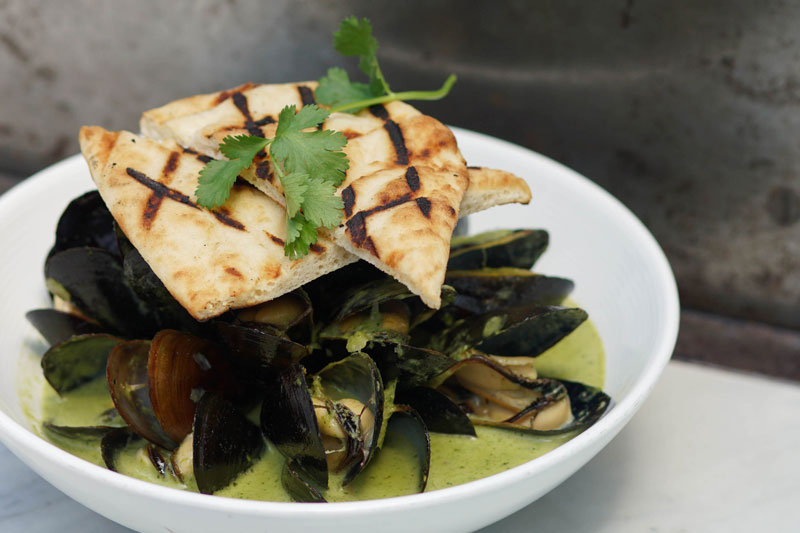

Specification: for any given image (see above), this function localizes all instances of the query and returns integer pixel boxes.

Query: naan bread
[79,126,356,320]
[140,82,531,307]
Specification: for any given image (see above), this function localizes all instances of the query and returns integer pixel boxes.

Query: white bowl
[0,128,679,533]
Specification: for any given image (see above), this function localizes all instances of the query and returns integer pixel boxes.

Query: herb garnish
[195,16,456,259]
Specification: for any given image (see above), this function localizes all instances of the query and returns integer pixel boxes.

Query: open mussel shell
[383,407,432,494]
[236,290,314,345]
[434,305,588,358]
[445,269,575,314]
[107,340,176,450]
[100,427,141,472]
[447,229,549,271]
[45,247,155,337]
[41,423,119,464]
[366,342,457,389]
[434,353,610,434]
[148,330,233,445]
[47,190,119,261]
[302,261,387,322]
[316,352,384,486]
[261,365,329,488]
[26,309,105,346]
[395,386,476,436]
[282,460,327,503]
[216,322,308,392]
[193,393,265,495]
[328,277,455,327]
[41,333,122,394]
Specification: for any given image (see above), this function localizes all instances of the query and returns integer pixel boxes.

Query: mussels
[33,189,613,503]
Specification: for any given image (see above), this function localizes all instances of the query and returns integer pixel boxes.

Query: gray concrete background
[1,1,798,336]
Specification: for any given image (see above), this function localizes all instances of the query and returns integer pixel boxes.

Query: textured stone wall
[1,0,798,331]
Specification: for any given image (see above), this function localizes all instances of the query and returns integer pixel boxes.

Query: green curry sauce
[40,320,604,502]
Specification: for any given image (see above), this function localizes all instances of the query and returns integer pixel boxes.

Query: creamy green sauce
[39,320,604,502]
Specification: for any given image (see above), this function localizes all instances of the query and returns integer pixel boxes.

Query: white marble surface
[1,360,798,533]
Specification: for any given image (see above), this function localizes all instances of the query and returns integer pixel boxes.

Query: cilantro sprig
[195,16,456,259]
[196,104,347,259]
[316,16,457,113]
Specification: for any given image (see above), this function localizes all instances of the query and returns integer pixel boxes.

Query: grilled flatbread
[79,126,356,320]
[140,83,531,307]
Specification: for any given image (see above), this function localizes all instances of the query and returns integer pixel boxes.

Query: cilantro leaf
[271,105,348,184]
[219,134,270,162]
[275,104,330,135]
[195,159,242,208]
[301,177,344,228]
[280,171,308,218]
[317,16,456,114]
[332,16,388,95]
[285,213,319,259]
[316,67,378,109]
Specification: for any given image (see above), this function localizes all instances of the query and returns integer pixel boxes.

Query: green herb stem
[329,74,457,114]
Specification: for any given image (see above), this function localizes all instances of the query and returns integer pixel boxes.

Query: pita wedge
[79,126,356,320]
[141,82,531,308]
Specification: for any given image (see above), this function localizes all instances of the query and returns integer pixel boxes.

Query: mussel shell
[303,261,387,322]
[193,393,265,494]
[48,191,119,261]
[26,308,105,346]
[41,333,122,394]
[148,330,232,445]
[216,322,308,394]
[447,229,549,271]
[395,386,475,436]
[329,278,455,324]
[122,248,201,335]
[281,460,327,503]
[45,247,155,337]
[41,423,118,464]
[445,269,575,314]
[435,305,588,358]
[384,407,431,493]
[260,365,328,488]
[316,352,384,486]
[106,339,176,450]
[367,342,457,389]
[100,427,140,472]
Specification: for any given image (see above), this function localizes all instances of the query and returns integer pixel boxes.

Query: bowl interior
[0,129,678,532]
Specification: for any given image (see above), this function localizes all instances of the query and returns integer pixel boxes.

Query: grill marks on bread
[79,126,357,320]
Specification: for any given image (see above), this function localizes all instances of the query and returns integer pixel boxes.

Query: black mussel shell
[447,229,549,271]
[367,342,457,389]
[445,269,575,314]
[282,460,327,503]
[42,333,122,394]
[236,290,314,345]
[122,248,201,335]
[383,407,431,493]
[101,427,141,472]
[45,247,155,337]
[261,365,328,488]
[193,393,265,495]
[148,330,233,445]
[329,278,455,325]
[41,423,119,463]
[48,191,119,261]
[395,386,476,436]
[216,322,308,395]
[554,380,612,434]
[433,306,588,358]
[303,261,386,322]
[316,352,384,486]
[26,309,105,346]
[106,340,176,450]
